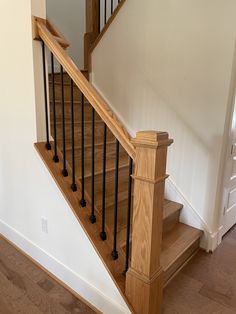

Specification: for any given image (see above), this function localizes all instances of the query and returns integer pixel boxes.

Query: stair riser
[49,71,88,84]
[106,198,129,233]
[49,83,81,101]
[164,239,200,284]
[51,122,115,143]
[86,166,130,193]
[84,167,130,209]
[163,210,181,235]
[63,147,128,177]
[50,102,101,122]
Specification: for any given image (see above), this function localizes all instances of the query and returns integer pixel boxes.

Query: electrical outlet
[41,217,48,234]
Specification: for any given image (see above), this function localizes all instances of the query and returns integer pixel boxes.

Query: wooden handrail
[90,0,127,56]
[33,15,175,314]
[34,17,136,160]
[46,19,69,49]
[32,17,69,49]
[84,0,127,70]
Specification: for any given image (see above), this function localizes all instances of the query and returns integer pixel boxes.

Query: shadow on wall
[90,0,236,233]
[46,0,85,69]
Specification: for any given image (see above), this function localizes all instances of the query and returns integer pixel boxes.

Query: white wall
[0,0,130,312]
[46,0,85,69]
[91,0,236,236]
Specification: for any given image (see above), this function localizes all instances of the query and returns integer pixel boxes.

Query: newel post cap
[131,131,173,148]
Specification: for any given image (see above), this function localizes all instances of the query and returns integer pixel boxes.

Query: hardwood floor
[0,236,97,314]
[2,226,236,314]
[163,225,236,313]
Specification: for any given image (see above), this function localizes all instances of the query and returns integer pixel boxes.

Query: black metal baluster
[60,65,68,177]
[90,107,96,224]
[100,123,107,240]
[112,140,120,260]
[70,79,77,192]
[104,0,107,25]
[111,0,113,14]
[80,93,86,207]
[42,42,51,150]
[51,53,59,162]
[125,157,133,272]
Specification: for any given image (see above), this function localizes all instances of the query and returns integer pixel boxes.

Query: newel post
[126,131,173,314]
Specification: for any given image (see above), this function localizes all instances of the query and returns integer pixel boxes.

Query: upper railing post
[126,131,173,314]
[84,0,100,69]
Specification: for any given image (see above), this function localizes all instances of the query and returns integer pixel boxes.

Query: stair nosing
[161,223,203,271]
[163,200,183,221]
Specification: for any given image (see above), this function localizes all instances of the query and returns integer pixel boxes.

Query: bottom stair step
[161,222,202,284]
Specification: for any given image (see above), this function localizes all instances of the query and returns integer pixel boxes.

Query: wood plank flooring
[2,225,236,314]
[0,236,97,314]
[163,225,236,313]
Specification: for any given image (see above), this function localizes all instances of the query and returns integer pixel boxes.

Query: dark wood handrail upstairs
[34,17,135,160]
[33,16,174,314]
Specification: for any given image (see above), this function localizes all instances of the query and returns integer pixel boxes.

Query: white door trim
[218,39,236,242]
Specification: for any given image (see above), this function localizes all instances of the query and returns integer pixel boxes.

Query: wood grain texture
[84,0,100,69]
[126,131,173,314]
[161,222,202,283]
[0,235,97,314]
[32,19,205,313]
[32,17,69,49]
[46,19,70,49]
[163,225,236,313]
[35,18,136,160]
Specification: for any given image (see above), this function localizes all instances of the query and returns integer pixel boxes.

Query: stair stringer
[31,144,132,314]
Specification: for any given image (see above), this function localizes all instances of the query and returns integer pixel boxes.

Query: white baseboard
[165,178,220,252]
[200,228,222,252]
[0,219,129,314]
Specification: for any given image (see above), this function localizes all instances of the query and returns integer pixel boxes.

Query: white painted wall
[46,0,85,69]
[0,0,130,312]
[91,0,236,237]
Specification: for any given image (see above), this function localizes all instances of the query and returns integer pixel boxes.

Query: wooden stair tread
[51,100,90,105]
[47,75,202,291]
[118,200,183,248]
[52,119,104,128]
[76,159,129,180]
[163,199,183,220]
[66,140,116,151]
[161,222,202,271]
[98,189,130,210]
[49,81,78,86]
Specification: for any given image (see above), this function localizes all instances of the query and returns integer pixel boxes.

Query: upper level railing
[84,0,126,69]
[33,16,173,314]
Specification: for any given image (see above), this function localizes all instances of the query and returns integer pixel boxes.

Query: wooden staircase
[49,72,202,286]
[33,14,203,314]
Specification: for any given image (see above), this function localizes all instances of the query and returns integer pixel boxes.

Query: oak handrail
[90,0,127,56]
[46,19,70,49]
[32,17,69,49]
[34,17,135,160]
[84,0,127,70]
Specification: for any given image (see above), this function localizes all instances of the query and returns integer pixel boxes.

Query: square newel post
[126,131,173,314]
